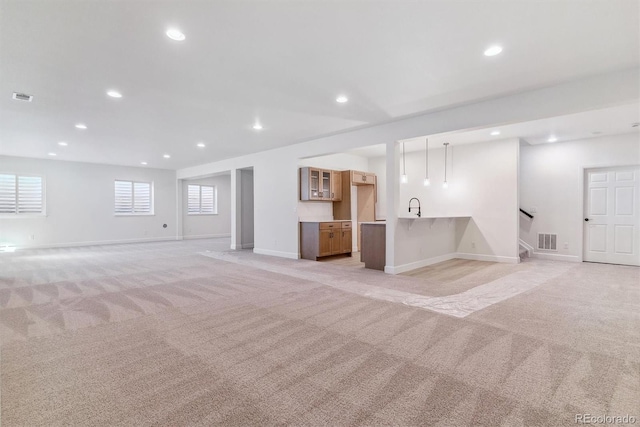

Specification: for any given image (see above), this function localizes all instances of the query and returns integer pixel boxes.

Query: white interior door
[584,166,640,266]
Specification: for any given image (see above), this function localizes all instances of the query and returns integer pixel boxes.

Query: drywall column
[176,178,183,240]
[230,169,242,250]
[240,169,254,249]
[384,141,400,273]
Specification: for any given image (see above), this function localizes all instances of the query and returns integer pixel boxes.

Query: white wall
[519,133,640,261]
[373,138,520,267]
[240,169,254,247]
[0,155,177,248]
[177,70,637,260]
[182,174,231,239]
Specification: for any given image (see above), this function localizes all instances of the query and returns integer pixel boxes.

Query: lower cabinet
[300,221,352,260]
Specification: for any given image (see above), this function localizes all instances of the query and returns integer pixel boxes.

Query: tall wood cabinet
[300,221,352,260]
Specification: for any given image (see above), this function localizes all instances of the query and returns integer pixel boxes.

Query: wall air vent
[537,233,557,251]
[12,92,33,102]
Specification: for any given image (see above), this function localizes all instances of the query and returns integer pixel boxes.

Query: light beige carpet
[1,239,638,426]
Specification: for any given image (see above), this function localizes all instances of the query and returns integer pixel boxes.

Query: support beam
[384,141,399,273]
[230,169,242,250]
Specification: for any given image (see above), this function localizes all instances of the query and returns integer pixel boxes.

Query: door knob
[584,218,589,222]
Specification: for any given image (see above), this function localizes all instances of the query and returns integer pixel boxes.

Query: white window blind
[0,174,43,214]
[115,180,153,214]
[187,184,216,214]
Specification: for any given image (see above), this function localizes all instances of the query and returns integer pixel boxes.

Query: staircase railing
[519,208,534,219]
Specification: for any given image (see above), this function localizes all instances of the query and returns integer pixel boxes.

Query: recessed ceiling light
[141,161,148,165]
[48,152,57,156]
[592,131,602,135]
[336,95,348,103]
[75,123,87,129]
[490,130,501,136]
[197,142,205,148]
[484,45,503,57]
[253,123,263,130]
[107,90,122,98]
[163,154,171,159]
[166,28,185,41]
[58,141,68,146]
[547,136,558,143]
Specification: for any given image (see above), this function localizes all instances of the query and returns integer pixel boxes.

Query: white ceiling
[348,103,640,157]
[1,1,638,169]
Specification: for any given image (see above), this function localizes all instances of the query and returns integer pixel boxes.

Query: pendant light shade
[424,138,430,186]
[443,142,449,189]
[400,142,408,183]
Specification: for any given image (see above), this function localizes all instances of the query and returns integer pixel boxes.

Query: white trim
[456,252,520,264]
[0,173,46,216]
[230,242,254,250]
[9,236,178,250]
[114,179,154,215]
[530,251,581,262]
[384,253,457,274]
[519,238,534,256]
[253,248,299,259]
[0,213,47,219]
[582,164,640,265]
[183,233,231,240]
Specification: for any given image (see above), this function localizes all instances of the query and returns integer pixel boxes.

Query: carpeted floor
[1,238,638,426]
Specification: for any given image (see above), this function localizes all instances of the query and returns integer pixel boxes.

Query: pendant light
[442,142,449,189]
[400,142,408,183]
[423,138,430,186]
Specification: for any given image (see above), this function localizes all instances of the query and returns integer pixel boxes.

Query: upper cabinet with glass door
[300,167,342,201]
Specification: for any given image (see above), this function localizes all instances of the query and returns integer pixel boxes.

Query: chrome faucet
[408,198,421,217]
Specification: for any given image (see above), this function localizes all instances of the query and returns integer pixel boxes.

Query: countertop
[398,215,471,220]
[299,219,352,223]
[360,221,386,225]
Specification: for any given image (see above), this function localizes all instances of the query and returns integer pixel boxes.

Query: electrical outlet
[564,242,568,249]
[30,234,35,240]
[471,242,476,249]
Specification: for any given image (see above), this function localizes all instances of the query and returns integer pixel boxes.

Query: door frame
[581,164,640,264]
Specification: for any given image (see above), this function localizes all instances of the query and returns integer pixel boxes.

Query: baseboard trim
[385,253,457,274]
[253,248,299,259]
[456,252,520,264]
[531,252,580,262]
[13,236,180,250]
[183,233,231,240]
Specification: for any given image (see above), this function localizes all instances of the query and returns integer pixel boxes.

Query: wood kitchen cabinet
[331,171,342,201]
[300,221,352,260]
[300,167,342,201]
[351,170,375,185]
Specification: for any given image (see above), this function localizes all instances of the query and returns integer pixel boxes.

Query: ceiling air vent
[12,92,33,102]
[537,233,557,251]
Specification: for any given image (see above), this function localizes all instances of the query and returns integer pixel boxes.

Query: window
[114,180,153,215]
[188,184,217,214]
[0,174,44,215]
